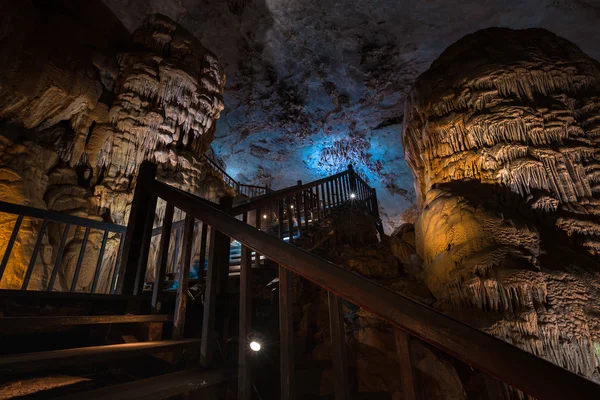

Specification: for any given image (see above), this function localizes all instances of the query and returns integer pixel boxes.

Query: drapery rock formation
[0,2,227,291]
[91,13,226,225]
[403,28,600,383]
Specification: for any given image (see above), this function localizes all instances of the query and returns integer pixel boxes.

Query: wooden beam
[197,222,209,281]
[133,195,158,295]
[0,339,201,374]
[117,161,158,294]
[173,215,195,339]
[328,292,349,400]
[200,227,219,368]
[90,230,109,294]
[279,267,296,400]
[152,203,174,314]
[238,245,252,400]
[48,224,71,291]
[152,180,600,400]
[57,368,235,400]
[394,328,417,400]
[71,227,91,292]
[0,315,171,335]
[0,201,126,233]
[217,197,233,294]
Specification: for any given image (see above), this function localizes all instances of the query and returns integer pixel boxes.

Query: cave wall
[0,1,228,291]
[402,28,600,380]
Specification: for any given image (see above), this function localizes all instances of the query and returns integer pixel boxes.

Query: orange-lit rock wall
[402,28,600,384]
[0,2,227,291]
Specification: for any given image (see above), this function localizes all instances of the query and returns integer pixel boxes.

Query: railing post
[279,266,296,400]
[0,215,24,284]
[296,181,303,234]
[348,164,357,195]
[328,292,349,400]
[217,196,233,294]
[238,245,253,400]
[394,328,417,400]
[201,196,233,368]
[116,161,157,295]
[370,188,384,235]
[173,215,195,339]
[152,203,174,313]
[201,225,220,367]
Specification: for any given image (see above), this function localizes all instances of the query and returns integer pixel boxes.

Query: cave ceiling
[101,0,600,231]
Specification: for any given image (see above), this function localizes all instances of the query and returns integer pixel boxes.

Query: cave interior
[1,0,600,399]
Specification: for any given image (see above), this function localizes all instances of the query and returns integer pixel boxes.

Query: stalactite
[403,28,600,388]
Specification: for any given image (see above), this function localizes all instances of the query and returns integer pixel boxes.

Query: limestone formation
[0,2,228,291]
[403,28,600,382]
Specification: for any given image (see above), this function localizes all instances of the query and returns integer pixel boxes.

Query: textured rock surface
[403,28,600,381]
[0,2,228,290]
[101,0,600,232]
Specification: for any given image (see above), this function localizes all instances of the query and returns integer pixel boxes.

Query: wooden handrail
[231,169,350,215]
[0,201,126,233]
[0,201,126,293]
[203,154,269,197]
[149,179,600,400]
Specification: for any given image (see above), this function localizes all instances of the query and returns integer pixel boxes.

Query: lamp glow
[263,214,267,219]
[290,205,294,209]
[350,193,356,199]
[249,341,261,352]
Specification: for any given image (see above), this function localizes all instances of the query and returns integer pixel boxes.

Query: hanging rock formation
[91,13,226,224]
[402,28,600,382]
[0,2,227,291]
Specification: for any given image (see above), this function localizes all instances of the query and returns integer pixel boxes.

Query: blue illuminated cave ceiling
[103,0,600,232]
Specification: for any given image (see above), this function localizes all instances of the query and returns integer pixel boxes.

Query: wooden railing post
[238,245,253,400]
[348,164,357,195]
[279,266,296,400]
[217,196,233,294]
[201,196,233,367]
[278,196,297,399]
[201,225,220,367]
[0,215,24,283]
[173,215,195,339]
[328,292,349,400]
[116,161,157,294]
[152,203,174,313]
[370,188,384,235]
[394,328,417,400]
[296,181,303,234]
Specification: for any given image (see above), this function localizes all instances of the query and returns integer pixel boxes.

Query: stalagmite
[0,3,229,290]
[402,28,600,384]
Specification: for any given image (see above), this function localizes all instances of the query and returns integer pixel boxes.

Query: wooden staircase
[0,161,599,399]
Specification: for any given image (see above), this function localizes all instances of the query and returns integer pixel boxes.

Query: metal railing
[116,161,600,400]
[203,154,270,198]
[0,201,126,294]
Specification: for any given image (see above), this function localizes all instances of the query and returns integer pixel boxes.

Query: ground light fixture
[249,341,262,352]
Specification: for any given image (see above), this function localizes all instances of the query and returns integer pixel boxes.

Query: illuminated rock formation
[90,13,226,216]
[403,28,600,381]
[0,3,227,290]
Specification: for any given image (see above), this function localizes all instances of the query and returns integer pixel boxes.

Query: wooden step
[0,339,201,374]
[57,368,236,400]
[0,289,148,302]
[0,314,172,335]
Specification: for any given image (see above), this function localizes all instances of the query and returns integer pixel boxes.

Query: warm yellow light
[263,214,267,219]
[290,205,294,209]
